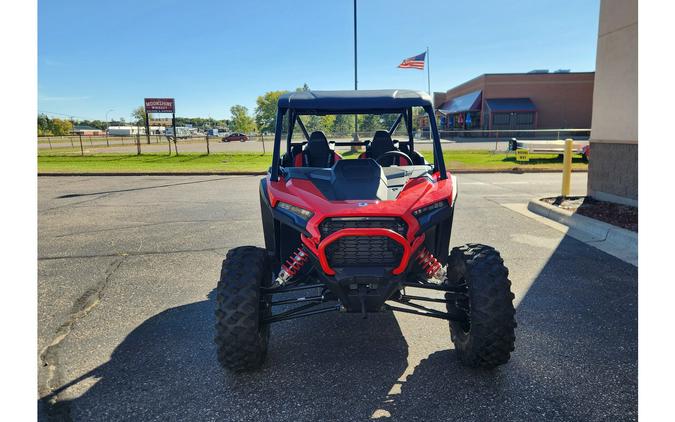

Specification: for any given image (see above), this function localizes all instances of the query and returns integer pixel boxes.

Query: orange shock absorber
[275,247,309,286]
[416,247,443,279]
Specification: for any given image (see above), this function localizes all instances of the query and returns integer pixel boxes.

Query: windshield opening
[277,108,436,168]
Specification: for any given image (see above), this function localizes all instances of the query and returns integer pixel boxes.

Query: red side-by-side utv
[215,90,516,372]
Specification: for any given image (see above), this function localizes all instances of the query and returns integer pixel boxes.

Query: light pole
[105,109,114,147]
[352,0,359,150]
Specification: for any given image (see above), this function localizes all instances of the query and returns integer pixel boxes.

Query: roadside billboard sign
[144,98,175,113]
[143,98,177,154]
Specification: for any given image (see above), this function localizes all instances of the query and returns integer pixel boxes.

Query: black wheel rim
[453,277,471,333]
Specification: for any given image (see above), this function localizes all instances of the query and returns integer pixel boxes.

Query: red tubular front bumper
[301,228,426,276]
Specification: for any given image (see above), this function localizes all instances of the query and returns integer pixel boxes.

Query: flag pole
[426,46,431,95]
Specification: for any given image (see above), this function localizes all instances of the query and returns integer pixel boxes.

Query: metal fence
[37,133,272,156]
[37,128,591,156]
[436,128,590,141]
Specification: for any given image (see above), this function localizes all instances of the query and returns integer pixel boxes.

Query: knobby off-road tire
[445,243,516,368]
[215,246,271,372]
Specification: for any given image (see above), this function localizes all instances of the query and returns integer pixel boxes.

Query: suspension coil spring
[276,246,310,285]
[416,247,443,279]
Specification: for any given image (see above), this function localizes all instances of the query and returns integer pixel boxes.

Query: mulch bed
[542,196,638,232]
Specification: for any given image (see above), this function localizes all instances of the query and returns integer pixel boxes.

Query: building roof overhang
[438,90,482,114]
[485,98,537,112]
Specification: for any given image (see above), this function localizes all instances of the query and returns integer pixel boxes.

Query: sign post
[135,124,141,155]
[172,112,178,155]
[144,98,176,155]
[145,111,151,145]
[561,139,573,197]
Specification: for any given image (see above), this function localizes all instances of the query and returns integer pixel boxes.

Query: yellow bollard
[561,138,573,197]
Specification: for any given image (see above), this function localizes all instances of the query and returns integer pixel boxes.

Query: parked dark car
[222,133,249,142]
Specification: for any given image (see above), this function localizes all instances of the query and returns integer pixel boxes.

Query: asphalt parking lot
[38,172,637,421]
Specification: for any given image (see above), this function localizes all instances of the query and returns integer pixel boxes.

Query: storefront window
[493,113,510,126]
[517,113,534,125]
[465,111,481,129]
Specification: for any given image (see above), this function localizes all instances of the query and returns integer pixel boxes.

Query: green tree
[332,114,354,135]
[76,119,107,130]
[380,114,399,132]
[132,106,153,126]
[303,114,322,133]
[50,118,73,136]
[229,105,256,133]
[255,90,288,133]
[359,114,381,132]
[37,114,51,135]
[319,115,336,133]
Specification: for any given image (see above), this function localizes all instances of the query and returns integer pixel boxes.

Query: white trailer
[107,126,145,136]
[508,138,589,160]
[165,127,191,139]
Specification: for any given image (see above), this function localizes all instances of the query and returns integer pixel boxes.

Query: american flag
[398,52,426,70]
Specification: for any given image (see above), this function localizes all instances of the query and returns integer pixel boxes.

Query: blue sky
[38,0,600,121]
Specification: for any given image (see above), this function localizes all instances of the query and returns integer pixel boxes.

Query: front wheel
[214,246,271,372]
[445,244,516,368]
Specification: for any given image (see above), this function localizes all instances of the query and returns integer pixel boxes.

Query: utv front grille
[325,236,404,268]
[319,217,408,238]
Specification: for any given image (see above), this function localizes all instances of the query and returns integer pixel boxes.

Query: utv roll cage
[269,89,447,181]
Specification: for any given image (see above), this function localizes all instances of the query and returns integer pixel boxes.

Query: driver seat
[360,130,411,166]
[293,131,342,167]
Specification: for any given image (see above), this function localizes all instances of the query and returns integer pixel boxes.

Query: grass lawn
[38,151,588,174]
[38,153,272,173]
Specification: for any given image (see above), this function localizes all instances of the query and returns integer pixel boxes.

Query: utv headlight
[412,200,448,218]
[277,201,314,221]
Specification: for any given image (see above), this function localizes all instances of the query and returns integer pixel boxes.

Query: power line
[38,110,111,120]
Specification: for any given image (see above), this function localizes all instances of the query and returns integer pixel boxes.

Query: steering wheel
[375,150,412,166]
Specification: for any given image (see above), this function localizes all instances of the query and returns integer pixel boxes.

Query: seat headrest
[369,130,396,159]
[304,131,332,167]
[309,131,329,144]
[372,130,394,147]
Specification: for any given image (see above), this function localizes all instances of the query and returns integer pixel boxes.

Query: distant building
[430,71,595,132]
[107,126,144,136]
[72,125,105,136]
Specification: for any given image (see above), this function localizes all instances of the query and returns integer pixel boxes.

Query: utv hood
[270,159,455,218]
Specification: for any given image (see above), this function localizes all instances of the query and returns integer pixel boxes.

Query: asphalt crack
[53,218,237,238]
[38,246,228,261]
[39,255,127,421]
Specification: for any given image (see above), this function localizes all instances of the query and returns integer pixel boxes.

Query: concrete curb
[527,199,637,266]
[37,168,587,177]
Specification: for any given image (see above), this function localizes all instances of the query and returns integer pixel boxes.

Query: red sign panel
[144,98,175,113]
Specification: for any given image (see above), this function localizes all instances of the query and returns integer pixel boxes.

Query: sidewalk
[503,199,637,266]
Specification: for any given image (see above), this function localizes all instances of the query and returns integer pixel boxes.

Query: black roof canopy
[277,89,432,114]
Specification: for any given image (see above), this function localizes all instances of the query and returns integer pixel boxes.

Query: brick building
[430,71,595,132]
